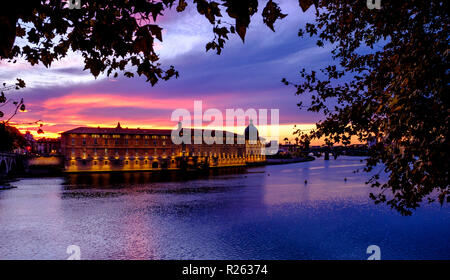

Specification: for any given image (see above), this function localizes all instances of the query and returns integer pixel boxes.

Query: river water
[0,157,449,260]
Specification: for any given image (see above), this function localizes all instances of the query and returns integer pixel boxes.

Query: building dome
[245,119,259,141]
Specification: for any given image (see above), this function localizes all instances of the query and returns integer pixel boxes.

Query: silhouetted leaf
[262,0,287,32]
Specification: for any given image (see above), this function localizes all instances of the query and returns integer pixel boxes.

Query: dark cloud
[8,2,331,136]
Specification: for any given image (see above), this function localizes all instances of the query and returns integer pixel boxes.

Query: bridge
[0,152,18,176]
[309,145,368,159]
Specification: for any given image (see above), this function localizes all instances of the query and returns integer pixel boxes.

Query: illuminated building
[61,122,265,172]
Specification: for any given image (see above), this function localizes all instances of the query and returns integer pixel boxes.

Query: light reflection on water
[0,156,449,260]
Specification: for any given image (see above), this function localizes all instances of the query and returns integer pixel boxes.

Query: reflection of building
[61,122,265,172]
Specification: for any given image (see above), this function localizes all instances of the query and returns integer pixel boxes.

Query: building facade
[61,123,265,172]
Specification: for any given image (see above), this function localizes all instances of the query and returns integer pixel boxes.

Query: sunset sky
[0,1,333,144]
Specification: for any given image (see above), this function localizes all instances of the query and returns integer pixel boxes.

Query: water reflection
[63,167,248,189]
[0,157,449,260]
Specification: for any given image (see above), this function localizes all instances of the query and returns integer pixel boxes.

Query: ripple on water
[0,157,449,260]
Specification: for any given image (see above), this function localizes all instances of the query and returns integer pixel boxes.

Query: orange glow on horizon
[8,92,353,145]
[14,121,328,145]
[42,93,228,111]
